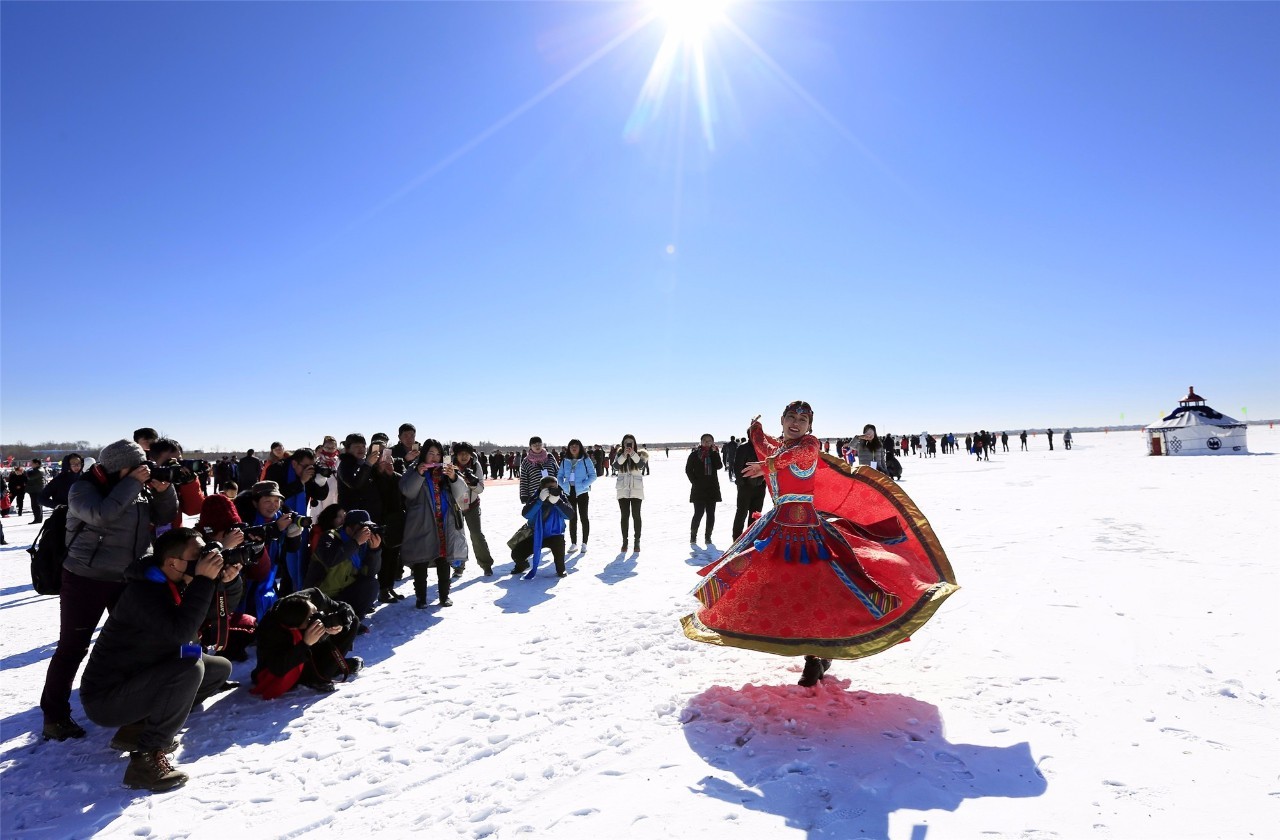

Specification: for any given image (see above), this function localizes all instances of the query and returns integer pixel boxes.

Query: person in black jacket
[686,434,724,547]
[237,449,263,489]
[7,467,27,517]
[337,433,386,518]
[251,588,361,698]
[39,453,84,510]
[731,434,765,539]
[79,527,234,792]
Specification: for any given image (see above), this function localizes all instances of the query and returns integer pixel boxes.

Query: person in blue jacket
[556,439,597,553]
[511,476,576,579]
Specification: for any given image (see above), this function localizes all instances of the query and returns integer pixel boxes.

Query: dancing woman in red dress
[681,401,958,686]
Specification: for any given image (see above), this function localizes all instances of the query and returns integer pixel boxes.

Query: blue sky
[3,1,1277,450]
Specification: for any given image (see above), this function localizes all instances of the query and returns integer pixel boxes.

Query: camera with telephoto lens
[233,523,276,542]
[181,458,211,476]
[147,460,197,486]
[281,510,313,530]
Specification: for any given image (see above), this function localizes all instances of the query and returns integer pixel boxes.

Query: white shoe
[568,544,579,553]
[580,543,587,553]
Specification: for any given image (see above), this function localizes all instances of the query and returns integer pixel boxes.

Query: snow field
[1,429,1277,838]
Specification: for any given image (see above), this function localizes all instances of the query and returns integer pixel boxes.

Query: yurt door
[1151,435,1163,456]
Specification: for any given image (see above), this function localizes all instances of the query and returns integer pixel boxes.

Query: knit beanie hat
[196,494,241,534]
[99,440,146,473]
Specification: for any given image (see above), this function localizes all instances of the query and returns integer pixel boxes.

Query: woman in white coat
[614,433,647,554]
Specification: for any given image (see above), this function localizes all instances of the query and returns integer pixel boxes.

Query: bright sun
[650,0,731,42]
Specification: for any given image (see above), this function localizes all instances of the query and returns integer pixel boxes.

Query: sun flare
[651,0,731,43]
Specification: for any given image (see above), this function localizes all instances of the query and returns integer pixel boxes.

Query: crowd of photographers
[33,425,656,793]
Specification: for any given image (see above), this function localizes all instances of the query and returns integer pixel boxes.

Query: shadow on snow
[682,681,1046,840]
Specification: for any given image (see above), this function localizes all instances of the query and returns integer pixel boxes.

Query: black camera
[234,523,274,542]
[147,460,197,486]
[147,460,180,483]
[185,541,223,576]
[315,609,346,630]
[292,514,313,530]
[221,544,251,567]
[314,464,334,478]
[181,459,211,475]
[355,522,384,536]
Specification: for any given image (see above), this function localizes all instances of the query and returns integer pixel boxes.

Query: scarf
[339,527,369,572]
[523,498,568,580]
[525,448,549,466]
[425,472,450,560]
[283,464,310,589]
[700,446,714,475]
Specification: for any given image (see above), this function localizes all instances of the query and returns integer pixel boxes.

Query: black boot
[633,537,640,553]
[798,656,830,687]
[42,718,87,741]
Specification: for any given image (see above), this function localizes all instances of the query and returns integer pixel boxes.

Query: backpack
[28,505,84,595]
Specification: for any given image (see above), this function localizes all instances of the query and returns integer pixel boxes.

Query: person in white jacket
[614,434,647,554]
[556,439,597,553]
[448,442,495,577]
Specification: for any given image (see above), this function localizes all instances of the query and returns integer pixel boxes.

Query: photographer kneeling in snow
[304,508,382,622]
[510,476,576,578]
[79,527,236,792]
[250,589,362,698]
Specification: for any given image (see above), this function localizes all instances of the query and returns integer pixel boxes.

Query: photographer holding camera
[448,441,494,577]
[39,439,180,742]
[309,436,341,519]
[147,438,207,530]
[400,439,468,609]
[195,495,260,661]
[79,527,235,792]
[232,480,304,619]
[304,508,382,621]
[265,447,329,592]
[251,589,362,698]
[510,476,577,578]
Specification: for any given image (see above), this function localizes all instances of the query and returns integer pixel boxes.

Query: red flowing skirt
[681,461,958,660]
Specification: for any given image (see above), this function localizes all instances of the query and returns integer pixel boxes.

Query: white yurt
[1145,387,1249,456]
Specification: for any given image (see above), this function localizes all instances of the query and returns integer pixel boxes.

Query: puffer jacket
[614,451,647,500]
[399,469,468,565]
[79,553,215,701]
[64,466,179,582]
[25,466,47,494]
[685,446,723,504]
[854,437,884,469]
[449,464,485,512]
[556,457,597,496]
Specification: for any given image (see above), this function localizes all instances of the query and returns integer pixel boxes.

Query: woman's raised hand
[741,461,765,479]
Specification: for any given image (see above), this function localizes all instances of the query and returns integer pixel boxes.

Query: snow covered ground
[2,429,1277,839]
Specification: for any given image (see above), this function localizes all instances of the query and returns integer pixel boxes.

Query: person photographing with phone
[614,434,647,554]
[400,439,468,609]
[79,527,237,792]
[337,433,387,518]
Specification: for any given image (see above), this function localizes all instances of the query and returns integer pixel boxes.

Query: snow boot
[123,750,188,792]
[798,656,832,687]
[42,718,86,741]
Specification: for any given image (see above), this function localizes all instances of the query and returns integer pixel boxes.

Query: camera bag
[28,505,85,596]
